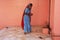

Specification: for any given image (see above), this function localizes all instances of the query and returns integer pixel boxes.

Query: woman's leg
[27,17,31,33]
[24,15,31,33]
[24,15,28,33]
[27,23,31,33]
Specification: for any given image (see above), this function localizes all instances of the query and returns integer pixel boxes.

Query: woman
[21,3,33,34]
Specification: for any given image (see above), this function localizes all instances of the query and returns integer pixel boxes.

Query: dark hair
[29,3,33,6]
[26,3,33,8]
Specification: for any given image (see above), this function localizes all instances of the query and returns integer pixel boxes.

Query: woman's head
[27,3,33,9]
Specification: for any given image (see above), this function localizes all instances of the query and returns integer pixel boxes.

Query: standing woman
[21,3,33,34]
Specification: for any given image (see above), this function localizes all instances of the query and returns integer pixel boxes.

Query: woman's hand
[31,13,33,16]
[29,13,33,16]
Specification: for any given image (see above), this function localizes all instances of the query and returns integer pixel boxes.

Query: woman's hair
[29,3,33,6]
[26,3,33,8]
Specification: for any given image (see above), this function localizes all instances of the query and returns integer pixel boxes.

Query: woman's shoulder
[25,8,29,10]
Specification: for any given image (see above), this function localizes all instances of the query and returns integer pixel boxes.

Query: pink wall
[54,0,60,35]
[51,0,60,36]
[0,0,49,29]
[50,0,60,40]
[37,0,49,25]
[50,0,55,35]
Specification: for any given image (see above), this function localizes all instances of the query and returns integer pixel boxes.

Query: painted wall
[0,0,49,29]
[54,0,60,35]
[50,0,55,34]
[50,0,60,40]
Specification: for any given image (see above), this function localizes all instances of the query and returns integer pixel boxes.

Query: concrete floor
[0,27,52,40]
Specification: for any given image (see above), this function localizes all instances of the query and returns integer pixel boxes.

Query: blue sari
[24,8,31,33]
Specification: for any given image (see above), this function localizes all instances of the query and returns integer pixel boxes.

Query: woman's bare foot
[24,32,28,35]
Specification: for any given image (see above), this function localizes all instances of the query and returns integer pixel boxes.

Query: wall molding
[52,35,60,37]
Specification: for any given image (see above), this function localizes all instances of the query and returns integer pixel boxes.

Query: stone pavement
[0,27,52,40]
